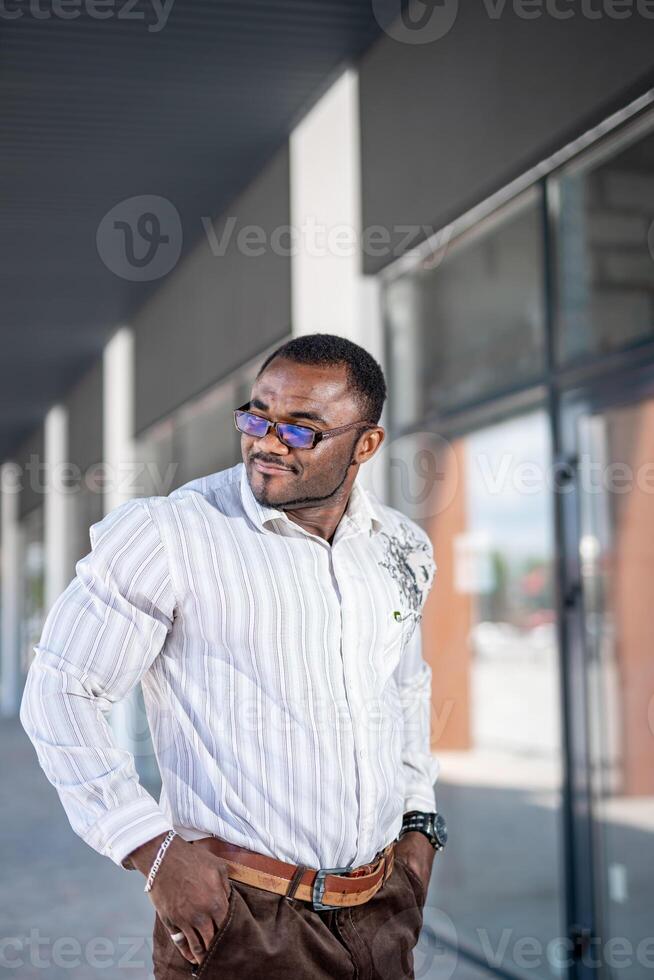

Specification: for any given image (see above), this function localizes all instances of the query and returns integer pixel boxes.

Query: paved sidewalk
[1,718,156,980]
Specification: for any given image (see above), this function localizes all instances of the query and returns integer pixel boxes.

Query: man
[20,333,447,979]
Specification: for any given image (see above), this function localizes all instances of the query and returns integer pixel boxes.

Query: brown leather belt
[190,837,396,911]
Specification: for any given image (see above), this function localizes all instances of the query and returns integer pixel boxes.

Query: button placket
[330,541,374,857]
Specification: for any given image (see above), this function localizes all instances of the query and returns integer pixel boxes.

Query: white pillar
[1,462,23,716]
[103,326,135,515]
[290,68,387,498]
[44,405,71,610]
[103,327,143,760]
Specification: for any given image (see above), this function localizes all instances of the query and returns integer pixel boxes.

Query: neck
[283,498,349,542]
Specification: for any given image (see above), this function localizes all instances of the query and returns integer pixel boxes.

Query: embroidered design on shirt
[378,522,434,618]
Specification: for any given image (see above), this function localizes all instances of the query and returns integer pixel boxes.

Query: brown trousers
[152,855,426,980]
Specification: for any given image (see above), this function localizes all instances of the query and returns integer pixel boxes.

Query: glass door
[565,385,654,980]
[384,408,566,980]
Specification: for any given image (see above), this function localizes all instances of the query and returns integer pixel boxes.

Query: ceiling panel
[0,0,395,459]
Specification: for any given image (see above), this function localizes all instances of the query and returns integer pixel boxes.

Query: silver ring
[170,932,185,944]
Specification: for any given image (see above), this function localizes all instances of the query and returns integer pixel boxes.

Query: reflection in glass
[577,400,654,979]
[556,123,654,363]
[392,411,563,979]
[386,192,545,430]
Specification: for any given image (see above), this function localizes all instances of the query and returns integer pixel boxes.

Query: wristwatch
[398,810,448,853]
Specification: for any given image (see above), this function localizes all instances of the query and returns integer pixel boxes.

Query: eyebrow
[249,397,328,426]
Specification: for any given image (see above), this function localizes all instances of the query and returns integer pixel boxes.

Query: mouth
[252,459,294,476]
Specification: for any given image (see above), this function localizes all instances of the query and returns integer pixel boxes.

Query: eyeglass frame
[233,402,376,450]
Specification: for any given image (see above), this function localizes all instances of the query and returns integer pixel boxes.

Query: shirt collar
[239,462,383,537]
[344,476,384,536]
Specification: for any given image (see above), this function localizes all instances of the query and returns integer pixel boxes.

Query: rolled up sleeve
[19,497,176,868]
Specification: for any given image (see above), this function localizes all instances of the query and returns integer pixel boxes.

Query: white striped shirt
[20,461,440,871]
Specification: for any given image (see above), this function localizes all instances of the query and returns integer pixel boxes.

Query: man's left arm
[393,625,441,891]
[392,535,441,896]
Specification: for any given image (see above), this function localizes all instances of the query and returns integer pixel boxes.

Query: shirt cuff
[85,797,174,870]
[403,752,440,813]
[403,791,438,814]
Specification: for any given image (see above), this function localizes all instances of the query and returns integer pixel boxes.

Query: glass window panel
[555,121,654,363]
[386,193,545,429]
[577,399,654,978]
[389,411,563,979]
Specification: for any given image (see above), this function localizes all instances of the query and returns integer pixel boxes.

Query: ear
[355,426,385,463]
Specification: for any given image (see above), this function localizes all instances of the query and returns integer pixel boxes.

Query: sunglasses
[233,403,374,450]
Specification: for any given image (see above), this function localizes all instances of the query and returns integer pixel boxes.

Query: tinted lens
[277,423,316,448]
[235,411,270,438]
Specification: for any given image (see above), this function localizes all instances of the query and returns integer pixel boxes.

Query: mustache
[250,455,297,472]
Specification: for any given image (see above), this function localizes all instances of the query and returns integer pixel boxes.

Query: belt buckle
[311,864,353,912]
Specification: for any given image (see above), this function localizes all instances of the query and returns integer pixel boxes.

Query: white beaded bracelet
[144,830,178,893]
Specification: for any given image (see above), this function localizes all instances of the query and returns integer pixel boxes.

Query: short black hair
[256,333,387,425]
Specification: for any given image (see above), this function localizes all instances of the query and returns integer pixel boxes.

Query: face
[240,358,384,510]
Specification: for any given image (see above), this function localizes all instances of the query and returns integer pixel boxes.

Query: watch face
[434,812,448,847]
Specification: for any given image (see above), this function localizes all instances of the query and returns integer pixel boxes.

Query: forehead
[251,359,357,419]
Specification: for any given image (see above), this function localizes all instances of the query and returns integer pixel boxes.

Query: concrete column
[44,404,71,610]
[289,67,387,500]
[103,326,136,515]
[103,327,145,762]
[1,462,23,716]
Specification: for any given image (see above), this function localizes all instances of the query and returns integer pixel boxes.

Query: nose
[256,426,291,455]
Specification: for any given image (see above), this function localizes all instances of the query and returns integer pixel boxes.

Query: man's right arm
[19,496,233,966]
[19,497,176,868]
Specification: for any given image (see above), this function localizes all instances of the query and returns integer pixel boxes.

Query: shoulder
[370,492,435,560]
[367,492,437,612]
[89,463,244,544]
[166,462,243,515]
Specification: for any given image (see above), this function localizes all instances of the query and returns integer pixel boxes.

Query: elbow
[18,655,42,742]
[18,667,34,736]
[18,678,32,740]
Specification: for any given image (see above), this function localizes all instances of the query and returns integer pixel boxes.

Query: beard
[248,439,358,511]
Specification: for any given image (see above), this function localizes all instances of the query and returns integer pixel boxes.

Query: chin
[250,475,288,507]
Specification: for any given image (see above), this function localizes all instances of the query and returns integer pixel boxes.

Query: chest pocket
[374,604,419,689]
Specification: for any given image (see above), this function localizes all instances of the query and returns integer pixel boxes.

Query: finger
[209,884,232,931]
[193,914,216,954]
[163,925,195,965]
[160,917,201,966]
[183,925,207,965]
